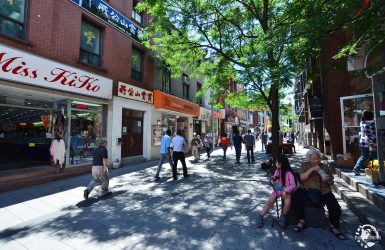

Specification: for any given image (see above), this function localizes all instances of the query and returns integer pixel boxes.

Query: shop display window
[70,101,103,165]
[341,94,373,156]
[0,97,62,171]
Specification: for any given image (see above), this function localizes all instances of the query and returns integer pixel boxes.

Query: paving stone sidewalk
[0,144,377,249]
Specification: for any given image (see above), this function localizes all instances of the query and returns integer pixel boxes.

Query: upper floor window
[131,47,143,82]
[0,0,27,40]
[79,20,102,67]
[162,70,171,93]
[182,74,190,84]
[132,1,143,24]
[183,83,190,99]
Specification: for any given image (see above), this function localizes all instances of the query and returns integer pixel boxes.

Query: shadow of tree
[0,148,367,249]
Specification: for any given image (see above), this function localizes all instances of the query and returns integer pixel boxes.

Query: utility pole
[211,97,215,148]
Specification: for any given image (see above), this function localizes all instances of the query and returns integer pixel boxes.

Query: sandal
[279,214,287,228]
[329,227,346,240]
[256,214,264,228]
[293,221,307,232]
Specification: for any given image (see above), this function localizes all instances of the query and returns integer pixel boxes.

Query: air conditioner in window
[347,46,366,72]
[182,75,190,83]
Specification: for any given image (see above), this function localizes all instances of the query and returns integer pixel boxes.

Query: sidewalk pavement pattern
[0,144,380,249]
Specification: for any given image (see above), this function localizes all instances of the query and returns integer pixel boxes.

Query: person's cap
[193,132,197,136]
[99,138,107,145]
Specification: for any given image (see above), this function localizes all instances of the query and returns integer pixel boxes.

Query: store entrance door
[121,109,144,157]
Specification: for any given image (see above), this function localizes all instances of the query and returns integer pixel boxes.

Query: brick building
[0,0,155,189]
[294,29,373,161]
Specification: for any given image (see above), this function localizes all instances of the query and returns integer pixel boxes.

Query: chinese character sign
[118,82,153,104]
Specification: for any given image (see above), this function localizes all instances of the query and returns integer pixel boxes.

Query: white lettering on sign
[0,44,113,99]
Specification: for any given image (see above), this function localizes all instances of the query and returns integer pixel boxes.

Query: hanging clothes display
[50,111,67,173]
[49,139,66,167]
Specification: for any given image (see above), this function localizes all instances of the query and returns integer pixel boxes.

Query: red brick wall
[0,0,153,92]
[321,30,351,158]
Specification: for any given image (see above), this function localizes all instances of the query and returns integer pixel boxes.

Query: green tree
[138,0,315,160]
[138,0,383,159]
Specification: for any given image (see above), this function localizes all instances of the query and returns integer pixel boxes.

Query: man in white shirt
[171,129,189,180]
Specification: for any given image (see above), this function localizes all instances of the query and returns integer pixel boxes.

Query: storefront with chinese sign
[153,90,200,154]
[0,44,113,172]
[112,82,153,163]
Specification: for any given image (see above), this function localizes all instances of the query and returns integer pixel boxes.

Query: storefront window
[70,101,103,165]
[0,96,63,171]
[341,94,373,155]
[177,117,189,139]
[162,114,176,136]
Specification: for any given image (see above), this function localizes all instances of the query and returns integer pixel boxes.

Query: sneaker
[353,169,360,176]
[279,214,287,228]
[154,176,160,181]
[83,189,89,200]
[184,174,190,178]
[256,214,264,228]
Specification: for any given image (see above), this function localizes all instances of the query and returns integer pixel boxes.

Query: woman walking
[353,110,376,176]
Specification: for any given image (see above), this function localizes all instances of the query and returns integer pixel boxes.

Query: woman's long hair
[277,154,295,186]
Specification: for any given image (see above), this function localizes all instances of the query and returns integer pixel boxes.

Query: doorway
[121,109,144,157]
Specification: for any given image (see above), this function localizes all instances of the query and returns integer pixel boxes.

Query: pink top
[273,169,296,194]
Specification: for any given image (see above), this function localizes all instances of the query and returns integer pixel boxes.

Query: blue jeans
[354,146,369,171]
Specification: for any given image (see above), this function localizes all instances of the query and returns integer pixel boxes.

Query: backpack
[261,158,274,170]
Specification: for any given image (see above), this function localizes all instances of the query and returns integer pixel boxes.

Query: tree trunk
[270,82,280,162]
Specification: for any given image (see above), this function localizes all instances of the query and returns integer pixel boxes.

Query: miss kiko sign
[0,44,113,99]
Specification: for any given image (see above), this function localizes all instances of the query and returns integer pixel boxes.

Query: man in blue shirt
[154,129,173,180]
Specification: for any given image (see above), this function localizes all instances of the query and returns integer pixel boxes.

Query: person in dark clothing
[84,138,111,199]
[244,130,255,163]
[261,132,268,151]
[171,129,189,180]
[233,130,243,164]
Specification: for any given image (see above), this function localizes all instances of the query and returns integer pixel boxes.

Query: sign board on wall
[0,44,113,99]
[69,0,143,42]
[154,90,200,117]
[117,82,153,104]
[200,107,211,121]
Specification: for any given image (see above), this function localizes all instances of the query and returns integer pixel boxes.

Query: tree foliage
[137,0,384,159]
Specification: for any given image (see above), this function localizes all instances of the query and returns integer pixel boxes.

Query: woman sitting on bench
[256,155,296,228]
[291,148,345,240]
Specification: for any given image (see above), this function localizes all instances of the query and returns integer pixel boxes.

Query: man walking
[261,132,268,151]
[245,130,255,163]
[154,129,173,180]
[233,130,243,164]
[191,132,200,162]
[171,129,189,180]
[83,138,111,199]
